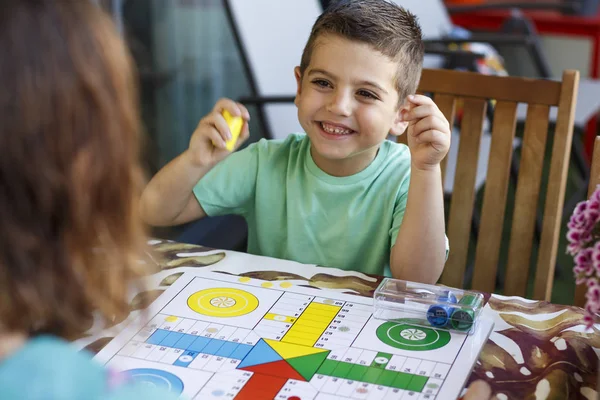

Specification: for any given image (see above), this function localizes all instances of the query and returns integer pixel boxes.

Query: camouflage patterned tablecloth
[75,240,600,400]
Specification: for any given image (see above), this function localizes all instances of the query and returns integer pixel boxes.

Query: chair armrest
[424,33,532,46]
[424,47,486,60]
[238,95,296,105]
[447,1,580,14]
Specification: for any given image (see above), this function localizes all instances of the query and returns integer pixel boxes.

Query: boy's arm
[390,165,446,283]
[390,95,451,283]
[139,99,250,227]
[139,150,211,226]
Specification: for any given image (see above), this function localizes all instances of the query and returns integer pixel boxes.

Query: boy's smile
[294,34,408,177]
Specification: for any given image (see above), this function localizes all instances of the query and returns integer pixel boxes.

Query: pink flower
[574,247,594,284]
[582,279,600,327]
[586,279,600,302]
[569,186,600,328]
[593,242,600,275]
[567,230,584,255]
[567,200,599,255]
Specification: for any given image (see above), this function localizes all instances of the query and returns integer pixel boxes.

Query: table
[450,8,600,158]
[76,240,600,399]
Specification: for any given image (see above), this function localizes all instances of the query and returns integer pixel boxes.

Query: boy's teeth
[321,122,352,135]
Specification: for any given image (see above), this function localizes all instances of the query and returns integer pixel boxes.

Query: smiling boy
[140,0,451,282]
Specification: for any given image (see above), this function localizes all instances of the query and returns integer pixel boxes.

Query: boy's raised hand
[186,98,251,167]
[403,94,451,171]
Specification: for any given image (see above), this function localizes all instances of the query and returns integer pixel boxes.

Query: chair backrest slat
[534,71,579,300]
[587,138,600,198]
[471,101,518,293]
[504,104,551,297]
[442,98,487,288]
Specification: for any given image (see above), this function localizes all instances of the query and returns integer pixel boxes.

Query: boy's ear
[389,101,410,137]
[294,66,302,107]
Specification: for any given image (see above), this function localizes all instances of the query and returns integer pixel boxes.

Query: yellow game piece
[222,110,243,151]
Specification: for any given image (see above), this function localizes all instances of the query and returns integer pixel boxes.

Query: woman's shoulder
[0,336,176,399]
[0,336,104,398]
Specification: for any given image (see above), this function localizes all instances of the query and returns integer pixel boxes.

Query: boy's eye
[357,90,378,100]
[312,79,331,88]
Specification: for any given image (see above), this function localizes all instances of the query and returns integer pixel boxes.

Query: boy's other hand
[403,94,451,172]
[461,380,497,400]
[186,98,251,167]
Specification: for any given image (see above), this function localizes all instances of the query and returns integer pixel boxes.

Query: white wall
[541,35,593,77]
[500,35,594,79]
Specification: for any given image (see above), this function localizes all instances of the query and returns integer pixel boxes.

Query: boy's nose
[326,90,352,117]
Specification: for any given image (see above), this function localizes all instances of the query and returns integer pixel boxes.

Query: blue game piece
[426,291,457,327]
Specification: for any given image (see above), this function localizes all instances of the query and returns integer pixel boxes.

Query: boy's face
[294,34,408,176]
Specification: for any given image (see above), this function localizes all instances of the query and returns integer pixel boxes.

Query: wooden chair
[574,136,600,307]
[400,68,579,300]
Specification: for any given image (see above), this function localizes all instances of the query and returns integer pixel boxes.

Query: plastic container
[373,278,485,335]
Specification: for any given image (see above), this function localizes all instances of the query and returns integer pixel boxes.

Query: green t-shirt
[194,134,411,276]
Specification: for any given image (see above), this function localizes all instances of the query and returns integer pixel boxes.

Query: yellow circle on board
[187,288,258,317]
[261,282,273,288]
[165,316,178,322]
[279,282,292,288]
[238,277,251,283]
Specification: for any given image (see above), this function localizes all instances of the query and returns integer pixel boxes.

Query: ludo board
[95,270,493,399]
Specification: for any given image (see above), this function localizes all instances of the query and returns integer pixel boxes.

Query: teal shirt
[0,336,178,400]
[194,134,411,276]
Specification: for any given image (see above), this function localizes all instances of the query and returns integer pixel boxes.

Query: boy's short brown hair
[0,0,147,339]
[299,0,424,102]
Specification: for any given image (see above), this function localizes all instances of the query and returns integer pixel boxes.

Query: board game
[95,270,493,399]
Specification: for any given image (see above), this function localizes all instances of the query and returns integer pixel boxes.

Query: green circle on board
[376,320,451,351]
